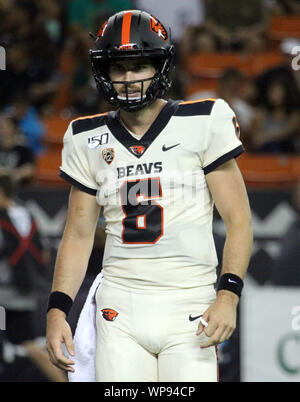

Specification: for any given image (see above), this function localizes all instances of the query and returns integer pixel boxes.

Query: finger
[52,341,75,366]
[201,323,236,348]
[219,326,234,344]
[47,342,58,365]
[196,317,208,335]
[204,320,218,338]
[47,341,75,372]
[54,353,76,373]
[50,358,75,372]
[196,311,209,335]
[200,336,218,349]
[56,361,75,372]
[196,322,204,336]
[57,354,75,366]
[64,334,75,357]
[200,325,224,348]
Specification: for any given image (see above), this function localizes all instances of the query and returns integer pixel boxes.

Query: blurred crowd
[0,0,299,189]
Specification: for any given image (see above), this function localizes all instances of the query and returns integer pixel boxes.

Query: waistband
[100,275,216,299]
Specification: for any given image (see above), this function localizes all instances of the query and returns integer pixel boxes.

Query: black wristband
[47,291,73,316]
[217,273,244,297]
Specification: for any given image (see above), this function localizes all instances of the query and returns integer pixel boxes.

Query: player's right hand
[46,309,75,372]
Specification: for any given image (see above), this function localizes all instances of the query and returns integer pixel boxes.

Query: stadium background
[0,0,300,382]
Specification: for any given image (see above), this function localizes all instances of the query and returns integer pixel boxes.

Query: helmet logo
[150,15,168,41]
[97,20,108,37]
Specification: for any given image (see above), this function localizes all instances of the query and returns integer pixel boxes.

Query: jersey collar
[106,99,180,158]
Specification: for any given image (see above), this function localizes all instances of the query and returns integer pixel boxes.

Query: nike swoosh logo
[228,279,238,284]
[189,314,203,322]
[162,143,180,151]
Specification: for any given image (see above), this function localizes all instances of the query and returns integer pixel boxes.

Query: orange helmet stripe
[121,11,132,45]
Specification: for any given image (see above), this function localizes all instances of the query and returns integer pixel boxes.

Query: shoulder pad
[174,99,216,117]
[71,113,108,135]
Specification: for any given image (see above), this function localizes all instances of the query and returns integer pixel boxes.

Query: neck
[119,98,167,137]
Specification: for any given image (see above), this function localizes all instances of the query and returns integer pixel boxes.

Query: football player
[46,10,253,382]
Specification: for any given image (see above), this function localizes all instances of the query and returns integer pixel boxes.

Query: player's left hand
[196,291,239,348]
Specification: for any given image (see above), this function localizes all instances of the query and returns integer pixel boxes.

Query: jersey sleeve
[59,122,98,195]
[202,99,244,175]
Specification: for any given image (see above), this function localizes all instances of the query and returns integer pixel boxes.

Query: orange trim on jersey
[121,11,132,45]
[72,112,108,122]
[179,98,217,105]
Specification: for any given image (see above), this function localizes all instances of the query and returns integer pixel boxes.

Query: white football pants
[95,279,218,382]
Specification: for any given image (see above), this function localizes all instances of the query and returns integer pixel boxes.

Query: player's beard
[114,77,154,102]
[118,85,143,100]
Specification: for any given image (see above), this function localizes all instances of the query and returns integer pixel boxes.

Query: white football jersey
[60,98,244,289]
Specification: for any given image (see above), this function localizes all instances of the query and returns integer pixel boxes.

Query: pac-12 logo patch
[101,308,118,321]
[102,148,114,164]
[129,145,145,156]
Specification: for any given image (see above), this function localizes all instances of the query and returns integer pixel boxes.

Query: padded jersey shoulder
[71,112,109,135]
[174,99,217,117]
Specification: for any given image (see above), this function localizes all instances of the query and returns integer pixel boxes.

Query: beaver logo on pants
[101,308,118,321]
